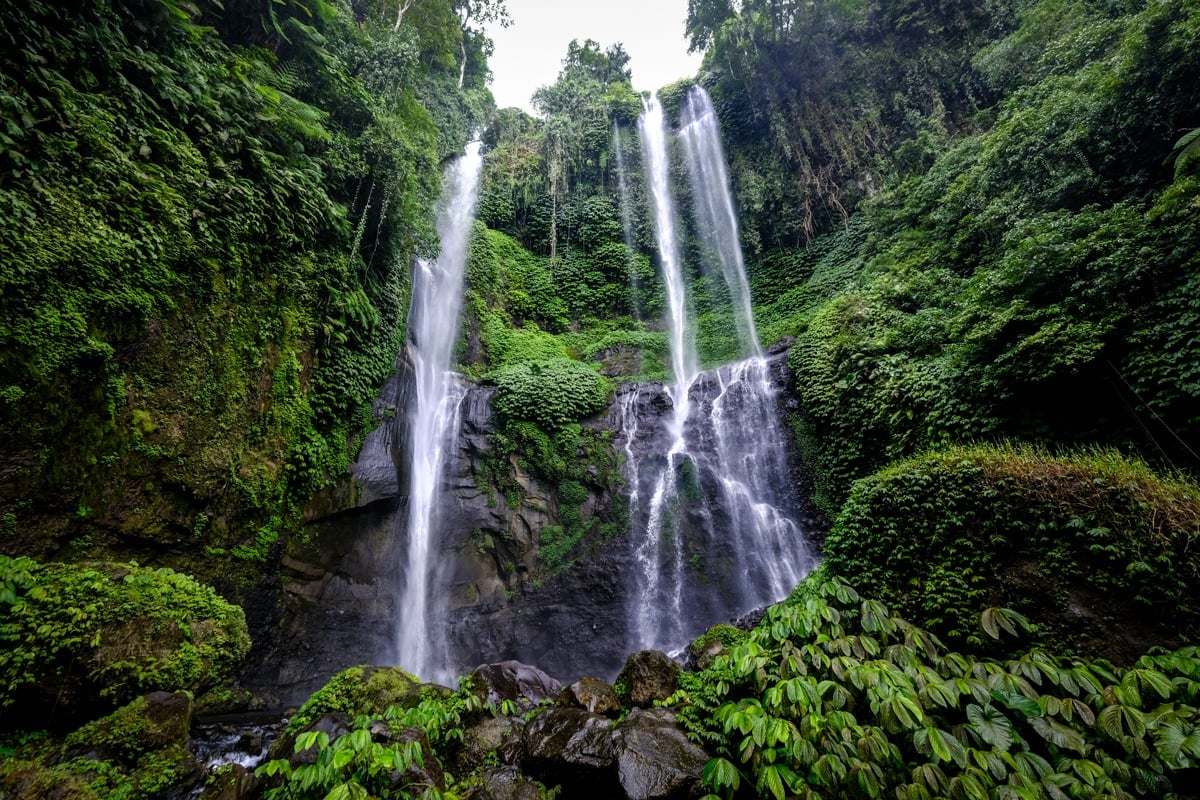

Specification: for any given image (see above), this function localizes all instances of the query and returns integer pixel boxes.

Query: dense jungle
[2,0,1200,797]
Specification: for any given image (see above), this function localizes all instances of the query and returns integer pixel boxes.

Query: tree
[454,0,510,88]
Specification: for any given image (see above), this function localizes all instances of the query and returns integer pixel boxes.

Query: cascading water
[622,91,815,654]
[631,97,702,650]
[680,85,811,600]
[613,123,643,323]
[679,86,761,356]
[395,142,483,684]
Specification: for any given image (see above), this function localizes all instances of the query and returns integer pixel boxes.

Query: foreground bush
[0,556,250,721]
[821,446,1200,659]
[678,574,1200,800]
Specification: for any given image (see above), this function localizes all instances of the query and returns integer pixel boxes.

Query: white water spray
[396,142,483,683]
[680,86,762,356]
[624,91,815,653]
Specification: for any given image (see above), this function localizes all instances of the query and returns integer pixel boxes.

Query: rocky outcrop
[467,767,544,800]
[617,651,681,708]
[560,677,621,717]
[522,708,622,795]
[249,342,823,704]
[518,704,707,799]
[613,709,709,800]
[467,661,563,711]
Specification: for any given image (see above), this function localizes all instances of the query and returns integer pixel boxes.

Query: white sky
[485,0,703,112]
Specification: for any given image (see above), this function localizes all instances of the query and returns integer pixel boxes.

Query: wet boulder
[468,661,562,711]
[613,708,709,800]
[521,708,621,795]
[452,715,526,775]
[466,766,544,800]
[617,651,680,708]
[387,726,445,795]
[199,764,259,800]
[560,677,621,717]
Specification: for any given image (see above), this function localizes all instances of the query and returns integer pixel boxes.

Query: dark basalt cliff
[242,346,822,706]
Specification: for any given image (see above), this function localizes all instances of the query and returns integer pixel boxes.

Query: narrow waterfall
[631,98,701,649]
[679,86,761,356]
[680,85,812,600]
[622,93,815,654]
[396,142,483,683]
[613,123,642,322]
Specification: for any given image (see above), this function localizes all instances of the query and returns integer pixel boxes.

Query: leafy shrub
[821,446,1200,657]
[284,666,425,736]
[0,557,250,717]
[260,675,490,800]
[678,575,1200,800]
[490,358,611,429]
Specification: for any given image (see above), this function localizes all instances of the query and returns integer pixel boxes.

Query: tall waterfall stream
[395,142,483,684]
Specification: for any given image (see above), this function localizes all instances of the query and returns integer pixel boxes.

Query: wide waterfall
[622,88,815,653]
[395,141,483,684]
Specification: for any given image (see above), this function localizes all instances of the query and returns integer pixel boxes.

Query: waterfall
[679,86,761,357]
[613,123,642,323]
[623,92,815,654]
[629,98,702,650]
[396,141,483,684]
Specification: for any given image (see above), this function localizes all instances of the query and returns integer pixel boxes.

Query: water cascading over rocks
[395,142,483,684]
[620,88,817,653]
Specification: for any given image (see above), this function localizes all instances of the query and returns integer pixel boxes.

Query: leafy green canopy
[678,573,1200,800]
[774,0,1200,512]
[490,359,611,430]
[0,0,491,559]
[0,556,250,718]
[686,0,1025,251]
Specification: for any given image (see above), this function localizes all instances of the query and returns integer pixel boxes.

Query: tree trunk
[394,0,413,31]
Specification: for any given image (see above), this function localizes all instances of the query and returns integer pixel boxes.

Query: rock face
[614,709,709,800]
[468,661,563,711]
[617,652,681,708]
[248,343,823,703]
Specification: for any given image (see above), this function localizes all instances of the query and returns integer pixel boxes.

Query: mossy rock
[0,692,201,800]
[688,623,749,670]
[284,665,424,735]
[0,557,251,724]
[823,445,1200,660]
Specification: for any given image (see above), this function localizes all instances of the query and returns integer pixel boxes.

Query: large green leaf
[966,703,1014,749]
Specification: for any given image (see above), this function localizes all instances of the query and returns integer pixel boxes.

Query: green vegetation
[0,693,197,800]
[703,0,1200,514]
[284,665,426,735]
[0,556,249,719]
[677,574,1200,800]
[491,360,610,430]
[822,446,1200,656]
[2,0,1200,797]
[258,667,497,800]
[0,0,493,567]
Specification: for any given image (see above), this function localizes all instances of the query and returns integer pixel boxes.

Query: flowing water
[395,142,483,683]
[613,123,643,323]
[622,91,816,653]
[680,86,762,357]
[631,98,701,649]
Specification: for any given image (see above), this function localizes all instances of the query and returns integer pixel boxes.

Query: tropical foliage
[678,575,1200,800]
[822,446,1200,657]
[0,556,249,718]
[0,0,491,570]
